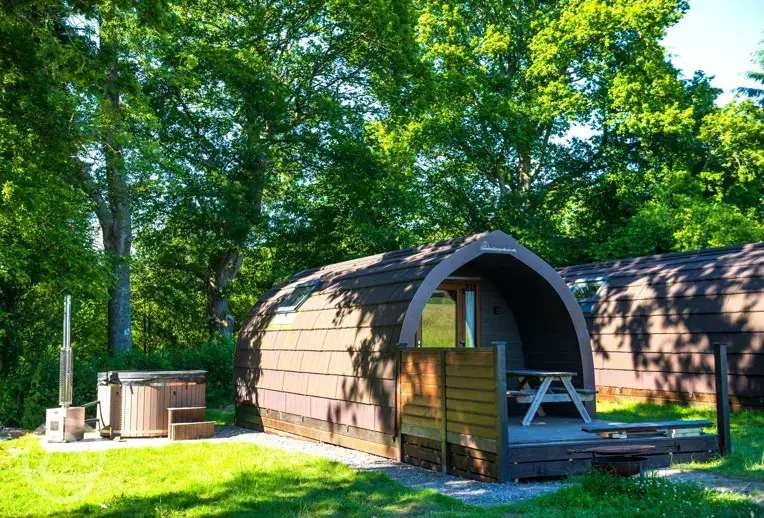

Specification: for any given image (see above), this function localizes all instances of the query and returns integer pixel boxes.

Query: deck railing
[396,343,509,482]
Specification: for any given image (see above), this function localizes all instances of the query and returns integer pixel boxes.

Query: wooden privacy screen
[397,344,509,482]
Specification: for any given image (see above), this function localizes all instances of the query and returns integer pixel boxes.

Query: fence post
[713,342,731,456]
[439,349,448,473]
[395,343,406,463]
[493,343,510,482]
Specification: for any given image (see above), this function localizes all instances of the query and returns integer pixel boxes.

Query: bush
[0,337,235,429]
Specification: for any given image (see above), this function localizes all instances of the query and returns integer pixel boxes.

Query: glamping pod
[235,231,718,481]
[559,242,764,410]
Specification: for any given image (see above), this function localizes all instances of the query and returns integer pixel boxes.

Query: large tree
[137,0,416,337]
[0,1,110,423]
[62,0,166,353]
[379,0,696,253]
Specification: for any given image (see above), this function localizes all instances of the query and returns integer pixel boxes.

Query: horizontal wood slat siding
[507,435,718,480]
[400,350,442,434]
[560,242,764,408]
[237,403,398,458]
[398,347,503,482]
[401,434,442,471]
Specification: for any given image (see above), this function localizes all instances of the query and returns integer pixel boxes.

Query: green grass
[0,433,759,517]
[0,435,464,517]
[421,296,457,347]
[511,471,760,518]
[206,406,235,426]
[598,400,764,481]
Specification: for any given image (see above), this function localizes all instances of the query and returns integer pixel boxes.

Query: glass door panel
[464,286,477,348]
[420,289,457,347]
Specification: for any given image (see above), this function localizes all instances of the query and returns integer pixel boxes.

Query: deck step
[582,420,712,439]
[169,421,214,441]
[168,407,206,426]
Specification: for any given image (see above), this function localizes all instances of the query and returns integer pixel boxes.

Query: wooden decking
[506,416,718,480]
[509,416,606,444]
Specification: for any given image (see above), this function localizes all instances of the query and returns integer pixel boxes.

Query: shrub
[0,337,235,429]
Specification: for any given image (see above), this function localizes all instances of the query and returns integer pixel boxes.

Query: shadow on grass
[597,401,764,481]
[56,461,462,517]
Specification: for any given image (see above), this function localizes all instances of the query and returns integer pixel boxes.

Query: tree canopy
[1,0,762,424]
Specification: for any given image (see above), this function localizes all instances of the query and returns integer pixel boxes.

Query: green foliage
[2,0,764,431]
[0,0,111,422]
[0,337,235,428]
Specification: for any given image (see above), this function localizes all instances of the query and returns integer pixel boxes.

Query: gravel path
[42,424,564,506]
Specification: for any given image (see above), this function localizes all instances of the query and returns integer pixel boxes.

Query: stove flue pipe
[59,295,73,408]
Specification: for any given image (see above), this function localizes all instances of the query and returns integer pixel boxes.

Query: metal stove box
[46,407,85,442]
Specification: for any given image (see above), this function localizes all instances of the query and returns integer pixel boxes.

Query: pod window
[276,281,320,313]
[571,277,607,313]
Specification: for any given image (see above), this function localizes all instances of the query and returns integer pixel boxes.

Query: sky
[662,0,763,105]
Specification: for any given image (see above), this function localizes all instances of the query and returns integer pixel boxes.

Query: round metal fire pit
[592,455,648,477]
[569,444,656,477]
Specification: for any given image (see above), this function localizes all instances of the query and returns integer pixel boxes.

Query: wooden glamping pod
[559,242,764,410]
[235,231,718,481]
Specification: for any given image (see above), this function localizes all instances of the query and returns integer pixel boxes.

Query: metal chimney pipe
[59,295,73,408]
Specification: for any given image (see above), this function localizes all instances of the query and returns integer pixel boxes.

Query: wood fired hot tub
[97,370,207,438]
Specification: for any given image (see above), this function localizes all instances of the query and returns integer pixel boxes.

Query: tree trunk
[517,146,532,191]
[202,107,265,339]
[107,257,132,353]
[205,250,243,338]
[100,11,133,354]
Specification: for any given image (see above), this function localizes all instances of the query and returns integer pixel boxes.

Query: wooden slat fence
[397,344,509,482]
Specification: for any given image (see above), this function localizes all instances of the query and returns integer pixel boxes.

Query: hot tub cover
[97,370,208,385]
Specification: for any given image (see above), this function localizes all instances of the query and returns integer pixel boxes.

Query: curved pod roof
[235,231,595,452]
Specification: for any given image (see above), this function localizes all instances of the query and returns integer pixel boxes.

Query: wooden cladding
[560,241,764,408]
[237,404,398,459]
[167,406,206,433]
[397,345,509,482]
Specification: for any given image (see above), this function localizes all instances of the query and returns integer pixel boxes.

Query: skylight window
[571,277,607,313]
[276,281,320,313]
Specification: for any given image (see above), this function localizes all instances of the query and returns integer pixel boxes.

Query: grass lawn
[598,400,764,481]
[206,406,235,426]
[0,433,759,517]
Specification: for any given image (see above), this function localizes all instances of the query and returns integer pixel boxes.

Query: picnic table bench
[506,370,594,426]
[582,420,713,439]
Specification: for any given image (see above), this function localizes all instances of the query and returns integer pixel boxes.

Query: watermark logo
[480,241,517,254]
[21,424,106,505]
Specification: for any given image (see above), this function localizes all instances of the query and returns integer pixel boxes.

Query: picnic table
[506,369,594,426]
